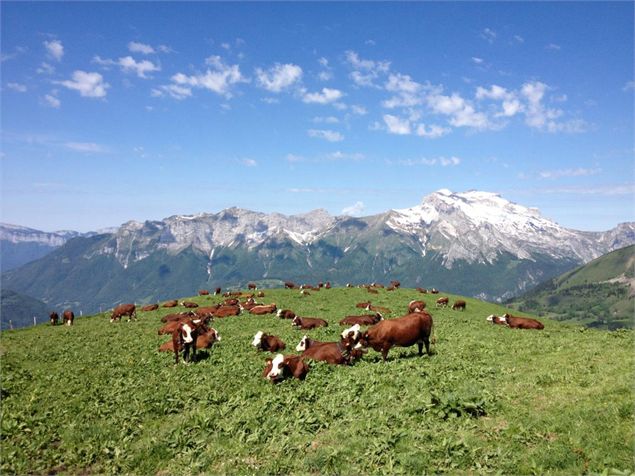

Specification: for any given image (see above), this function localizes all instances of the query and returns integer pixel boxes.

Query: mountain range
[2,189,633,315]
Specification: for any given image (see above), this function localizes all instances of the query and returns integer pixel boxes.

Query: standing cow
[360,311,433,361]
[49,312,59,326]
[63,310,74,326]
[110,304,137,323]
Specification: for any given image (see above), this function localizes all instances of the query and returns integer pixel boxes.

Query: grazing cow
[249,304,277,315]
[50,311,59,326]
[408,300,427,313]
[356,301,372,309]
[292,316,328,329]
[346,283,353,288]
[213,305,241,318]
[141,304,159,312]
[325,282,332,289]
[435,297,449,308]
[247,282,257,290]
[252,331,286,352]
[503,313,544,330]
[295,335,328,352]
[198,290,209,296]
[339,313,383,326]
[162,300,178,308]
[452,300,466,311]
[359,311,433,361]
[284,281,297,289]
[301,327,362,366]
[277,309,296,320]
[161,325,220,353]
[182,301,199,308]
[63,310,74,326]
[263,354,309,382]
[390,280,401,289]
[430,288,439,294]
[214,287,222,295]
[110,304,137,323]
[487,314,507,325]
[416,287,428,294]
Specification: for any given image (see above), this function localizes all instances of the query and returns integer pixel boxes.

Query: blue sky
[1,2,633,232]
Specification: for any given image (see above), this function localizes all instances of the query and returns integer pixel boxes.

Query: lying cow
[160,311,196,323]
[359,311,433,361]
[213,305,241,317]
[141,304,159,312]
[503,313,544,330]
[263,354,309,383]
[339,313,383,326]
[252,331,286,352]
[295,335,328,352]
[301,325,363,366]
[355,301,371,309]
[198,290,209,296]
[63,310,74,326]
[249,304,277,315]
[162,300,178,308]
[292,316,328,329]
[452,300,466,311]
[50,311,59,326]
[110,303,136,323]
[182,301,199,308]
[408,300,426,313]
[277,309,296,320]
[284,281,297,289]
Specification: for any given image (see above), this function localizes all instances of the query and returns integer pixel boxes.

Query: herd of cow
[48,281,544,383]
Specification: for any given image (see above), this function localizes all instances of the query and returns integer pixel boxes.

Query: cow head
[296,335,309,352]
[276,309,284,318]
[375,312,384,321]
[265,354,287,382]
[292,316,301,327]
[252,331,264,348]
[181,323,195,343]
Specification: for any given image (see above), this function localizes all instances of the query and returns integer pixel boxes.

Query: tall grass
[1,288,633,474]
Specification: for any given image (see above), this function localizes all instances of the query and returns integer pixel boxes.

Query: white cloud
[514,35,525,43]
[388,156,461,167]
[261,97,280,104]
[472,57,484,65]
[6,82,27,92]
[307,129,344,142]
[546,43,561,51]
[255,63,303,92]
[318,57,329,68]
[342,201,365,216]
[326,151,364,161]
[44,40,64,61]
[345,50,390,87]
[538,168,601,179]
[383,114,411,135]
[350,105,367,115]
[44,94,60,108]
[239,158,257,167]
[623,81,635,91]
[481,28,497,43]
[285,153,305,163]
[521,81,562,129]
[302,87,343,104]
[416,123,451,139]
[164,57,247,99]
[426,92,490,129]
[312,116,339,124]
[440,156,461,166]
[318,71,333,81]
[37,62,55,75]
[476,84,509,101]
[118,56,160,78]
[151,84,192,100]
[56,71,109,98]
[128,41,155,54]
[64,142,107,153]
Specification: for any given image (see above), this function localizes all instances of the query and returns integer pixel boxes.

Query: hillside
[0,289,50,330]
[1,287,633,474]
[508,245,635,330]
[2,190,634,315]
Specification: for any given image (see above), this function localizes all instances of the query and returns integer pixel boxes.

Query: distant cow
[160,311,196,323]
[249,304,277,315]
[408,300,426,313]
[247,282,257,290]
[277,309,296,320]
[110,304,136,323]
[263,354,309,383]
[284,281,297,289]
[213,305,241,318]
[257,291,265,298]
[182,301,199,308]
[430,288,439,294]
[325,282,331,289]
[435,297,449,308]
[503,313,544,330]
[356,301,371,309]
[367,288,379,294]
[452,300,466,311]
[292,316,328,330]
[300,290,311,296]
[63,309,74,326]
[214,287,221,295]
[416,287,428,294]
[359,311,433,361]
[50,311,59,326]
[252,331,286,352]
[194,306,219,318]
[162,300,178,308]
[198,290,209,296]
[224,298,239,306]
[390,280,401,289]
[487,314,507,325]
[141,304,159,312]
[339,313,383,326]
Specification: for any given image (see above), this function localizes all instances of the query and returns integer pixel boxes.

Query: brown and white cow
[160,325,220,353]
[249,304,277,315]
[198,289,209,296]
[295,335,328,352]
[110,303,136,323]
[339,313,383,326]
[300,325,363,366]
[292,316,328,329]
[503,313,544,330]
[213,305,241,318]
[171,319,203,364]
[367,288,379,294]
[284,281,297,289]
[452,300,466,311]
[390,280,401,289]
[359,311,433,361]
[416,287,428,294]
[365,303,392,315]
[252,331,286,352]
[247,282,257,290]
[159,316,211,335]
[263,354,309,383]
[182,301,199,309]
[430,288,439,294]
[194,306,220,319]
[50,311,59,326]
[486,314,507,325]
[435,297,449,308]
[277,309,296,320]
[160,311,196,323]
[63,310,74,326]
[408,300,426,313]
[214,287,222,295]
[141,304,159,312]
[355,301,371,309]
[162,300,179,308]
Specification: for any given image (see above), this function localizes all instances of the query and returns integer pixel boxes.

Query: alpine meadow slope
[2,190,633,317]
[1,287,633,474]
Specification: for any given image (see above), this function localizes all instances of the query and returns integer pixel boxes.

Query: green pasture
[1,288,633,474]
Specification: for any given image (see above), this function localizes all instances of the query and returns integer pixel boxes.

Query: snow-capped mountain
[2,189,633,313]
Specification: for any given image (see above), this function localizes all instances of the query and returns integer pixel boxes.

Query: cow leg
[417,341,423,356]
[190,344,197,363]
[423,336,431,355]
[381,346,390,361]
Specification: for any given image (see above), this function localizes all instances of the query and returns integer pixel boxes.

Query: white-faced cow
[292,316,328,329]
[263,354,309,383]
[252,331,286,352]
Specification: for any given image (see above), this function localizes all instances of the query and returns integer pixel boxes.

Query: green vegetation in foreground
[1,288,633,475]
[509,245,635,330]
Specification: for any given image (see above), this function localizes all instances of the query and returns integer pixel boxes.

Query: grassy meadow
[1,287,633,475]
